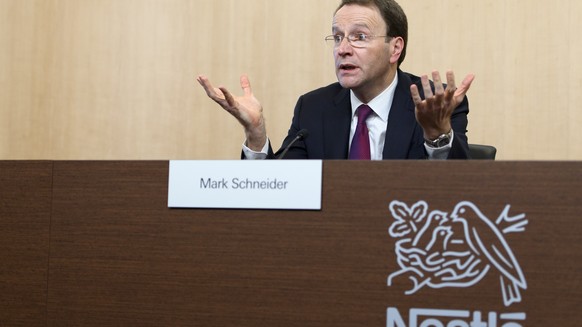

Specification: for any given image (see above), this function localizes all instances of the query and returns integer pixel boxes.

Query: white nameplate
[168,160,322,210]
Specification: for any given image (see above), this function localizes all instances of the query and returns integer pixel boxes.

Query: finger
[421,75,433,98]
[431,71,445,109]
[219,86,237,108]
[196,74,207,85]
[449,73,475,108]
[432,71,444,96]
[437,71,453,105]
[457,73,475,95]
[445,71,457,94]
[410,85,423,106]
[240,74,253,97]
[197,75,223,100]
[196,75,215,94]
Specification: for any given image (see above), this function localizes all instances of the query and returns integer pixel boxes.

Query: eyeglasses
[325,33,392,48]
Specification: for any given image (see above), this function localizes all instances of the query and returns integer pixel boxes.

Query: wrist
[245,124,267,152]
[424,129,453,148]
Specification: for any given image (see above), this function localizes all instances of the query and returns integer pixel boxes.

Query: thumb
[240,74,253,97]
[455,74,475,97]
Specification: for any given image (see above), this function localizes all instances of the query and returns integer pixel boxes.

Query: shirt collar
[350,73,398,122]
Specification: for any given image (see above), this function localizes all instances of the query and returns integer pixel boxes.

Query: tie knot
[356,104,373,124]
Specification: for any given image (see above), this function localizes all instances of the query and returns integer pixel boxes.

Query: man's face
[332,4,397,101]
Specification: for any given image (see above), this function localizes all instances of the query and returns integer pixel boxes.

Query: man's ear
[389,37,404,65]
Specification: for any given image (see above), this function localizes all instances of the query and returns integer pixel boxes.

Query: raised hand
[197,74,267,151]
[411,71,475,140]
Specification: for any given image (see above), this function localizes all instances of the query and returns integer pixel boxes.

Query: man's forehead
[332,22,372,32]
[332,5,384,31]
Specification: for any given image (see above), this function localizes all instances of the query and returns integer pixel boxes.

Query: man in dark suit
[197,0,475,160]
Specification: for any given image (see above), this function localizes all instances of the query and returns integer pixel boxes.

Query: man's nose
[336,37,353,55]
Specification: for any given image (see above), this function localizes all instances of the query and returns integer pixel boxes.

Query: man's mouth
[339,64,358,71]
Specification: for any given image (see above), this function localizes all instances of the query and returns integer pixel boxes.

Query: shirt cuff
[242,138,269,160]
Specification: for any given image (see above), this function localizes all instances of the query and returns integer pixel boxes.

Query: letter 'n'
[387,307,406,327]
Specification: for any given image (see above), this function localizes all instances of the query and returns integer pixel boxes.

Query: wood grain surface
[48,161,582,326]
[0,161,52,326]
[1,1,581,160]
[1,161,581,326]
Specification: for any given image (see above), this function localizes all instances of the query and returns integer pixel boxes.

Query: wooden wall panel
[0,162,52,326]
[1,0,581,160]
[400,0,582,160]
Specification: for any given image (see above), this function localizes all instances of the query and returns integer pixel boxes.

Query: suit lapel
[383,71,418,159]
[323,88,351,159]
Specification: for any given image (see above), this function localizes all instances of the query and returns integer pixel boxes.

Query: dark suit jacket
[260,69,470,159]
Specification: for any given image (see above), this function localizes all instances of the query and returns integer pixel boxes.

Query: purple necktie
[349,104,373,160]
